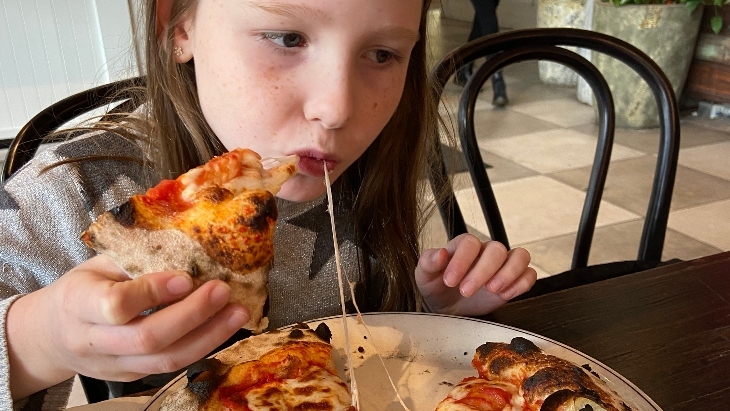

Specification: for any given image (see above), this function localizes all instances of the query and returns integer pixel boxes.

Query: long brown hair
[82,0,451,312]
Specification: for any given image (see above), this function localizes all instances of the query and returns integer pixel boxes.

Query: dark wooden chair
[1,76,146,183]
[429,28,680,300]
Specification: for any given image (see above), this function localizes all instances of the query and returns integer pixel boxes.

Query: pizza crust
[159,323,347,411]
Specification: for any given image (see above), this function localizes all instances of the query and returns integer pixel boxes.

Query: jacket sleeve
[0,131,156,410]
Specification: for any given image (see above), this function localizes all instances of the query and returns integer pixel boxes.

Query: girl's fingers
[73,269,195,326]
[113,303,249,376]
[485,247,532,294]
[498,266,537,301]
[86,280,244,356]
[457,241,508,297]
[442,235,485,287]
[415,248,450,281]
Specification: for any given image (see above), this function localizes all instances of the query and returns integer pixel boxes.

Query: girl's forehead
[195,0,425,22]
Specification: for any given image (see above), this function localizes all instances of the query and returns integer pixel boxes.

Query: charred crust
[523,366,585,398]
[110,201,136,227]
[199,186,230,204]
[509,337,539,355]
[621,402,633,411]
[190,263,201,278]
[489,356,514,375]
[185,358,224,403]
[314,323,332,343]
[244,193,278,232]
[289,329,305,339]
[540,389,577,411]
[476,342,500,358]
[293,322,310,330]
[579,405,595,411]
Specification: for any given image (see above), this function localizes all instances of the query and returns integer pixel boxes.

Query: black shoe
[492,71,508,107]
[454,62,473,86]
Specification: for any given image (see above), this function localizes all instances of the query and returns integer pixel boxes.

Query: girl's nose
[303,60,355,130]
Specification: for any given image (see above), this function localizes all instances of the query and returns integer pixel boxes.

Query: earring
[173,46,183,57]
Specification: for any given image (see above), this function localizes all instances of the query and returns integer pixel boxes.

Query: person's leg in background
[454,0,508,107]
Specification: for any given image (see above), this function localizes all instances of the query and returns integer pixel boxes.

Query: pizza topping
[435,378,521,411]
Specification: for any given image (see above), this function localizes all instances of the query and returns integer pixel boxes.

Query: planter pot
[537,0,587,86]
[682,5,730,105]
[591,1,703,128]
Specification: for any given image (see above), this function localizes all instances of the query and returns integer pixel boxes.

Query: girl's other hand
[7,255,249,400]
[415,234,536,316]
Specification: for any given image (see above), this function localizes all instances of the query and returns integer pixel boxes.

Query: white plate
[142,312,662,410]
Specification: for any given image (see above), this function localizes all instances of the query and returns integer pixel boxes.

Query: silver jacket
[0,131,360,410]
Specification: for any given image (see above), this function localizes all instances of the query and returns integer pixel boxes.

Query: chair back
[1,76,146,183]
[429,28,680,273]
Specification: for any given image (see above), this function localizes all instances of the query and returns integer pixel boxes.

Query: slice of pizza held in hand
[436,337,632,411]
[81,148,298,333]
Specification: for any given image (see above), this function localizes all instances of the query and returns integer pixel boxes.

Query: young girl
[0,0,536,408]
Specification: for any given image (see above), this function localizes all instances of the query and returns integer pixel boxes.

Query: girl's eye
[263,32,306,48]
[367,49,396,64]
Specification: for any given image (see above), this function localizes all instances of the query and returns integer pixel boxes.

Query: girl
[0,0,536,408]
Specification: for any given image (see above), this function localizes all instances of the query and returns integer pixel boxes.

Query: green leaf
[711,15,723,34]
[685,2,699,13]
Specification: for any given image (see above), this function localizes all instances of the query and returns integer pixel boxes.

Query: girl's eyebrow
[250,1,331,22]
[248,1,420,43]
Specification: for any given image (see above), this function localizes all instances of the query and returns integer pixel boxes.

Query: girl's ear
[156,0,194,63]
[172,18,194,63]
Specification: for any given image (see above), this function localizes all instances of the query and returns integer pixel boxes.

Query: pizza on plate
[159,322,356,411]
[435,337,631,411]
[81,148,297,333]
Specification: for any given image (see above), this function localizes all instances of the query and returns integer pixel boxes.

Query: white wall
[0,0,140,140]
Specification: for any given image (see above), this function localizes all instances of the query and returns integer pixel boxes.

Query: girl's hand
[7,255,249,400]
[415,234,536,316]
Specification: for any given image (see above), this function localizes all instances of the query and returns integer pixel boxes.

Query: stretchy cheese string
[324,163,360,409]
[324,162,411,411]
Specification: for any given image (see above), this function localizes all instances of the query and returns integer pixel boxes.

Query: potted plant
[588,0,704,128]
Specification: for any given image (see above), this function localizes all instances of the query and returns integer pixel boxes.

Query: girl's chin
[276,175,329,202]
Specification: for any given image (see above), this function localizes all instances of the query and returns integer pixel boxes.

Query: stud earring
[173,46,183,57]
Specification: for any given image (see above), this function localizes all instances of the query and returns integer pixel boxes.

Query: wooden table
[482,251,730,411]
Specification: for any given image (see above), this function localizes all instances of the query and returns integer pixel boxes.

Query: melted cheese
[324,163,412,411]
[324,165,360,409]
[244,367,352,410]
[178,149,298,201]
[435,379,524,411]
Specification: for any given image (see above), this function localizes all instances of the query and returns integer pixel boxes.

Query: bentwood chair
[1,76,146,183]
[429,28,680,300]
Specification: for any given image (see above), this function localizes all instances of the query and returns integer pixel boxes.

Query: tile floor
[421,9,730,278]
[1,6,727,408]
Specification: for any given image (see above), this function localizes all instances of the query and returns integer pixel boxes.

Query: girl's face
[176,0,423,201]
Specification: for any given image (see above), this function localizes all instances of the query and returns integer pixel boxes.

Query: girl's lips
[297,156,337,177]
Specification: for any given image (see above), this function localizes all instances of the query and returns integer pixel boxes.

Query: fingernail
[443,271,458,287]
[488,278,504,294]
[167,275,193,295]
[500,289,516,301]
[460,280,475,297]
[210,283,231,305]
[229,307,249,329]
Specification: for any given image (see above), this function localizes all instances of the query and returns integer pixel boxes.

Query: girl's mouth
[296,156,337,177]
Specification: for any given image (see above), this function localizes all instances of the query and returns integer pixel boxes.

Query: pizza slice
[81,148,298,333]
[159,323,356,411]
[436,337,631,411]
